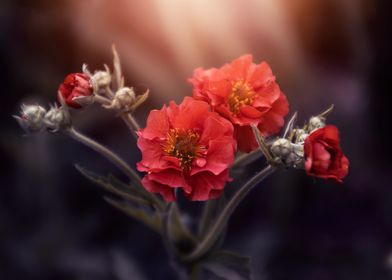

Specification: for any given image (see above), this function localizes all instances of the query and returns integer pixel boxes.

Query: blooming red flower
[137,97,236,201]
[58,73,93,108]
[304,125,349,183]
[189,54,289,152]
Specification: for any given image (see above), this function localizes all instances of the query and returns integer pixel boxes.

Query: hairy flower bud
[44,104,71,132]
[285,143,304,168]
[271,138,305,168]
[105,87,136,111]
[58,73,93,109]
[307,116,325,132]
[91,71,111,92]
[14,104,47,133]
[293,129,308,144]
[271,138,292,158]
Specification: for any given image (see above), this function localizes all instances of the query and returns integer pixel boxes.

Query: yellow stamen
[228,80,254,114]
[163,128,204,172]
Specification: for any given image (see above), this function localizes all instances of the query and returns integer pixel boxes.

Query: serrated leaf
[75,164,150,207]
[104,196,161,233]
[201,250,252,280]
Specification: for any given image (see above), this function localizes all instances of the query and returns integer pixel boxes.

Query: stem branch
[68,127,139,181]
[182,165,275,262]
[68,127,165,211]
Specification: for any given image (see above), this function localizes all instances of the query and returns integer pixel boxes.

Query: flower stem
[251,124,274,163]
[181,165,275,263]
[121,113,140,139]
[232,149,262,169]
[68,127,166,211]
[68,127,140,183]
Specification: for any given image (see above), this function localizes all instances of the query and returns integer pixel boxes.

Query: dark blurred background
[0,0,391,279]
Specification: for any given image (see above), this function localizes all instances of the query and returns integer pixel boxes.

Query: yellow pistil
[228,80,254,114]
[163,128,204,172]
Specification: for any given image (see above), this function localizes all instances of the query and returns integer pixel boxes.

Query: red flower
[137,97,236,201]
[189,54,289,152]
[58,73,93,108]
[304,125,349,183]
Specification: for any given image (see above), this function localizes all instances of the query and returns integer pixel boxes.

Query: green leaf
[201,250,252,280]
[104,196,161,233]
[75,164,150,207]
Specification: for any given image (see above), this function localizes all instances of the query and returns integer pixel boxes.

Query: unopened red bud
[58,73,93,108]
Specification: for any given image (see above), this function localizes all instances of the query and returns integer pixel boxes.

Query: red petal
[239,105,263,119]
[248,61,275,89]
[142,176,175,202]
[141,107,170,140]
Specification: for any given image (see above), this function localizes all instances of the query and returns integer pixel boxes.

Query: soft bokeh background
[0,0,391,279]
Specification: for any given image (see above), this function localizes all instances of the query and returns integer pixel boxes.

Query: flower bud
[44,104,71,132]
[293,129,308,144]
[105,87,136,111]
[91,71,111,92]
[307,116,325,132]
[285,143,305,168]
[14,104,47,133]
[271,138,292,158]
[58,73,93,109]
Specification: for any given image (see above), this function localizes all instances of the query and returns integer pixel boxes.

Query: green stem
[232,149,262,169]
[198,200,216,239]
[161,203,178,256]
[181,165,275,263]
[121,113,140,139]
[251,124,274,162]
[67,127,165,211]
[68,127,140,182]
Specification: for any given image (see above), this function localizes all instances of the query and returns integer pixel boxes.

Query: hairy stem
[232,149,262,169]
[68,127,139,181]
[121,113,140,139]
[68,127,165,211]
[181,165,275,262]
[251,125,274,163]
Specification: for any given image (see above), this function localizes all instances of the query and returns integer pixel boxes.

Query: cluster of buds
[270,138,304,168]
[15,46,149,136]
[267,105,348,182]
[269,105,333,167]
[66,47,149,113]
[14,101,71,134]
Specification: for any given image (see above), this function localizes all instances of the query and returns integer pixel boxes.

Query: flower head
[44,104,71,132]
[189,54,289,152]
[91,70,111,92]
[304,125,349,183]
[137,97,236,201]
[14,104,47,133]
[58,73,93,108]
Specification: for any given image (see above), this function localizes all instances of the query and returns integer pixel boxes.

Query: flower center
[228,80,254,114]
[163,128,204,171]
